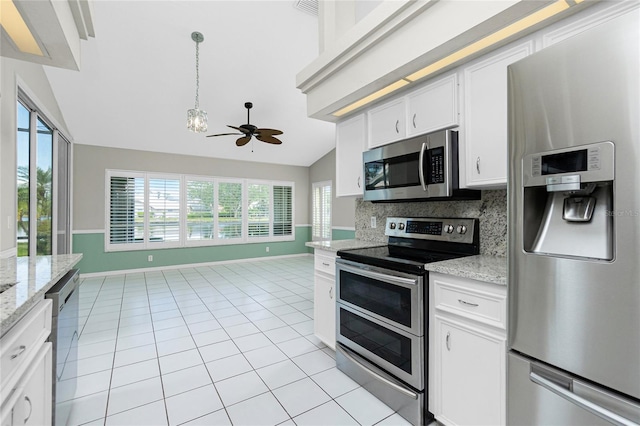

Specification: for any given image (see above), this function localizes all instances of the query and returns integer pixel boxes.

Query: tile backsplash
[355,190,507,257]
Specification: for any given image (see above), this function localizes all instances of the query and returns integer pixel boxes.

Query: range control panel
[386,217,477,244]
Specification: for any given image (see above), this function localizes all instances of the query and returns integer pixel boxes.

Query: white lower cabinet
[429,273,506,426]
[0,299,53,426]
[313,250,337,349]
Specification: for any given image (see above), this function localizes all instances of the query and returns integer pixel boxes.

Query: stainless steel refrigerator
[507,7,640,425]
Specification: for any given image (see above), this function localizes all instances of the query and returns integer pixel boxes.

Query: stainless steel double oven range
[335,217,479,425]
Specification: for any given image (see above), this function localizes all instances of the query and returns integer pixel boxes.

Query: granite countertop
[425,255,507,286]
[1,254,83,336]
[305,239,386,253]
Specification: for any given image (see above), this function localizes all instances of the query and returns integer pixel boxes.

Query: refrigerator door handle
[530,371,640,426]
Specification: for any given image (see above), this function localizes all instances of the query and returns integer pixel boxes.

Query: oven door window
[339,308,413,374]
[339,269,412,328]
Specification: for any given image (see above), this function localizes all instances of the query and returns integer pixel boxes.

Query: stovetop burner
[337,217,479,275]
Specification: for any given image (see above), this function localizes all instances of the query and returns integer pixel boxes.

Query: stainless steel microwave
[362,129,480,202]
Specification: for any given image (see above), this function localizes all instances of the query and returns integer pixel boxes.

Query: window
[273,185,293,236]
[108,174,144,247]
[248,183,270,238]
[106,172,294,251]
[217,181,243,240]
[16,94,71,257]
[312,181,332,241]
[148,177,181,244]
[186,178,214,242]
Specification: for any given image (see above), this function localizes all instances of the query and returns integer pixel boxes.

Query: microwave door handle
[419,141,428,191]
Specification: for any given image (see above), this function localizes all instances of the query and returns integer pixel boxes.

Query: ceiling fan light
[187,108,208,133]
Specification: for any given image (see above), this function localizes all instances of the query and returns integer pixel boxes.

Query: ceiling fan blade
[255,134,282,145]
[255,128,283,136]
[236,135,252,146]
[228,125,251,134]
[206,132,243,137]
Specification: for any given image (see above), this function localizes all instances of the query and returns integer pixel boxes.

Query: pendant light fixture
[187,31,207,133]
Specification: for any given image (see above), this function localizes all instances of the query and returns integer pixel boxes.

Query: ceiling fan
[206,102,283,146]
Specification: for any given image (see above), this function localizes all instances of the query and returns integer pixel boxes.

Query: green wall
[332,228,355,240]
[74,226,312,274]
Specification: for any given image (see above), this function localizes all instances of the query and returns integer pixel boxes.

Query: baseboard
[79,252,313,278]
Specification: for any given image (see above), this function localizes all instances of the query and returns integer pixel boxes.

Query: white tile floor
[60,256,412,426]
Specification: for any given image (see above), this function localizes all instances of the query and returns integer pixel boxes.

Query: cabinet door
[0,343,52,426]
[313,273,336,349]
[463,40,533,188]
[336,114,366,197]
[367,98,406,148]
[435,317,505,426]
[406,73,458,137]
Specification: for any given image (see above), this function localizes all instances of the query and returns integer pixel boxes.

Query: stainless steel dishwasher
[45,269,79,426]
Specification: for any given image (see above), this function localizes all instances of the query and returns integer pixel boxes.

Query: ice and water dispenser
[522,141,614,260]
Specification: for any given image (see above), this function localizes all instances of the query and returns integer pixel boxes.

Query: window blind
[218,181,242,239]
[248,184,270,237]
[273,185,293,236]
[312,181,331,241]
[148,178,180,243]
[109,176,144,244]
[186,179,214,241]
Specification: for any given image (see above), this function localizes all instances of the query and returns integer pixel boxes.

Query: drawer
[433,275,506,329]
[314,250,336,276]
[0,299,52,393]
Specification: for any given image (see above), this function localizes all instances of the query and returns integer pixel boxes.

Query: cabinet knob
[446,332,451,351]
[476,156,481,174]
[395,120,399,133]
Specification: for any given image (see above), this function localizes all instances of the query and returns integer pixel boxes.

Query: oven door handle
[338,263,419,287]
[337,344,419,400]
[418,141,428,192]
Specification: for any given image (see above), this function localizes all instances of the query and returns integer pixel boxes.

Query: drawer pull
[458,299,479,307]
[322,262,330,267]
[24,396,32,423]
[446,332,451,351]
[10,345,26,360]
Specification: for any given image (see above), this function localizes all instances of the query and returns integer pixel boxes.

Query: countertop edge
[425,255,507,286]
[305,239,386,253]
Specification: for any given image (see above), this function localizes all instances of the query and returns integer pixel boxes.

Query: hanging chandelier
[187,31,207,133]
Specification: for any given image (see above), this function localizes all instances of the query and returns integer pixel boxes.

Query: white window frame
[105,170,294,252]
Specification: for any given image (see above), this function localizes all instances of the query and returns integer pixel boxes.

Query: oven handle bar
[337,262,419,287]
[337,344,419,400]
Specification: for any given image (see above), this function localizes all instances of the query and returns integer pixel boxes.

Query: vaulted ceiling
[44,1,336,167]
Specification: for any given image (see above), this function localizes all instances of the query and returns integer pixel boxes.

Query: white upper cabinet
[367,98,406,148]
[462,39,534,188]
[407,73,459,137]
[336,114,367,197]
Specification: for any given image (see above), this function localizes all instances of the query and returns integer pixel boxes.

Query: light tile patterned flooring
[61,256,411,426]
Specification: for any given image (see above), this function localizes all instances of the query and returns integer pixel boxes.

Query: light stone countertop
[425,255,507,286]
[305,239,386,253]
[1,254,83,336]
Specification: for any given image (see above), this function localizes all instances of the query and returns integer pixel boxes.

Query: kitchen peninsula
[1,254,82,335]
